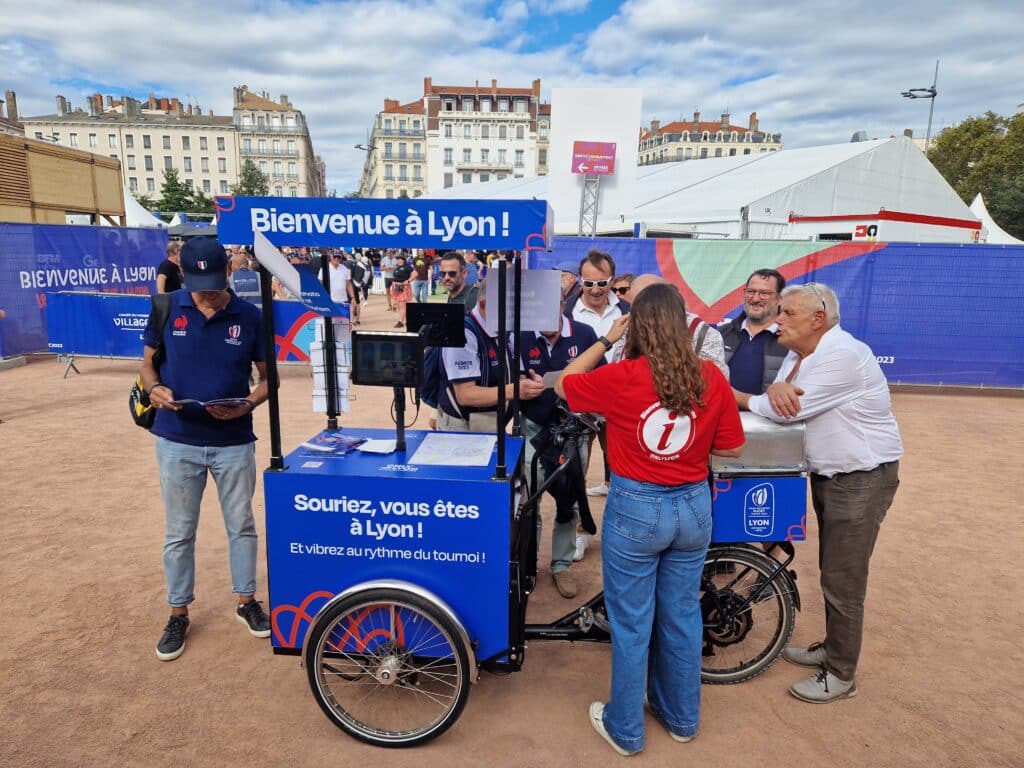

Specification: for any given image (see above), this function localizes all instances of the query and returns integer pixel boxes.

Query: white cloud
[2,0,1022,193]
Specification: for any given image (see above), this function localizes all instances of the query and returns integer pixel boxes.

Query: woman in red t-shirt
[556,283,744,755]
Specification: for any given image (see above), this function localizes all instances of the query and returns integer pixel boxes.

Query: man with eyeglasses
[439,251,479,311]
[720,269,789,395]
[735,283,902,704]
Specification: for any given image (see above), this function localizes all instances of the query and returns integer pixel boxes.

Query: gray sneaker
[782,641,826,668]
[789,669,857,703]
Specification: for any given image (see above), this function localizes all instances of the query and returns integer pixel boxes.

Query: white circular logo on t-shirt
[638,403,695,459]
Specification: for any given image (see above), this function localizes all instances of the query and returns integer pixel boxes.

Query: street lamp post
[902,60,939,154]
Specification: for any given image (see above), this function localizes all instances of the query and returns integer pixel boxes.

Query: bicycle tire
[700,546,796,684]
[305,587,471,747]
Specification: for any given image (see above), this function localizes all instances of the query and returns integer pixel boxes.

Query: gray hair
[782,282,840,327]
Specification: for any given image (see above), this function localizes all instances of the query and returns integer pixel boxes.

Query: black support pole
[258,263,285,470]
[494,258,507,479]
[319,256,339,430]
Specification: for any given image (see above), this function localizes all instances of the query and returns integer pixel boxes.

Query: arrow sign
[571,141,616,176]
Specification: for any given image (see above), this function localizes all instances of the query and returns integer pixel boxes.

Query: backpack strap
[688,315,710,356]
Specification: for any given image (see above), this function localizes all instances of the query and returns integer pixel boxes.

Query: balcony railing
[455,160,513,172]
[237,123,306,134]
[374,127,425,138]
[240,148,299,157]
[382,152,424,161]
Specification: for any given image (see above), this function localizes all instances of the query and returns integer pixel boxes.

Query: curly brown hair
[623,283,705,414]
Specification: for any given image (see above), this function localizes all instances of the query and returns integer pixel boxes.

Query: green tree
[930,111,1024,239]
[343,190,361,198]
[230,159,269,196]
[133,193,156,210]
[158,168,194,212]
[191,190,216,214]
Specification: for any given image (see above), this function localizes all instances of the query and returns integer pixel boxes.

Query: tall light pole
[902,60,939,154]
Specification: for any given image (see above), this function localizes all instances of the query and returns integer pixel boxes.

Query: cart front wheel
[305,587,471,747]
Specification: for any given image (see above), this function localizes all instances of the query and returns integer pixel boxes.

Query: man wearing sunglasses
[439,251,479,311]
[720,268,789,395]
[569,250,630,363]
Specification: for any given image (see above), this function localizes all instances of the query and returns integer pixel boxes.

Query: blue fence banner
[0,223,167,357]
[532,237,1024,389]
[216,196,551,251]
[45,290,325,364]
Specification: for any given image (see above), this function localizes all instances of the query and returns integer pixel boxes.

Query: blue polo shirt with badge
[143,289,265,447]
[519,317,601,426]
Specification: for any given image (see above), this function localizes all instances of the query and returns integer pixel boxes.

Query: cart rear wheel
[700,547,796,684]
[305,588,471,747]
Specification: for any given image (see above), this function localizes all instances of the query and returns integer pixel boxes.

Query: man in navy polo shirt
[140,237,271,662]
[719,269,788,396]
[520,297,601,599]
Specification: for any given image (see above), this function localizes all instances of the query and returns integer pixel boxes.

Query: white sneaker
[587,483,609,497]
[573,535,588,562]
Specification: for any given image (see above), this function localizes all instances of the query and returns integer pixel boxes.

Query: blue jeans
[412,279,428,303]
[155,437,258,607]
[601,473,712,752]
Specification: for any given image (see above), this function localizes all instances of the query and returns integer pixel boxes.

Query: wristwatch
[598,336,613,351]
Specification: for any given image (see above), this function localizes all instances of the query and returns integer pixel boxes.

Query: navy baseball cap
[180,236,228,291]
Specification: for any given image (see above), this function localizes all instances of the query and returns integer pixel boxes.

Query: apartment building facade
[638,111,782,165]
[20,86,323,200]
[358,77,548,198]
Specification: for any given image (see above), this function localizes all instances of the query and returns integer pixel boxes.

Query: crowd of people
[142,239,903,757]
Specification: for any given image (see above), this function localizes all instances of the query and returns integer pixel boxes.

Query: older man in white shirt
[735,282,902,704]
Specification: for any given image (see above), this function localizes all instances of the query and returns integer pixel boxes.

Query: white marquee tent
[970,193,1023,245]
[428,136,980,242]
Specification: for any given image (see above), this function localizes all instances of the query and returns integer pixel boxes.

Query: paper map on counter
[409,433,496,466]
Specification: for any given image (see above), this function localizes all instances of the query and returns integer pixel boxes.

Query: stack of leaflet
[311,317,351,413]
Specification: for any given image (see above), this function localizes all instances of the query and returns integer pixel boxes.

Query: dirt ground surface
[1,294,1021,768]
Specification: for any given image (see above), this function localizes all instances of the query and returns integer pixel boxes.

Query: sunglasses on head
[440,270,461,278]
[581,278,611,289]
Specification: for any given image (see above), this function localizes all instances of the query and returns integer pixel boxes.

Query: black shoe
[156,614,190,661]
[236,600,271,638]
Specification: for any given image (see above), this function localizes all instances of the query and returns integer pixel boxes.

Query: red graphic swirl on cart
[272,590,406,649]
[637,403,694,459]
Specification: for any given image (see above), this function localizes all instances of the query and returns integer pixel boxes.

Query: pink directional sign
[571,141,617,175]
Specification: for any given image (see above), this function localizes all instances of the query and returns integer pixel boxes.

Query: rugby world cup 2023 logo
[743,483,775,538]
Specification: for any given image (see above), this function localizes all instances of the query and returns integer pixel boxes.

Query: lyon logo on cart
[638,404,695,459]
[744,483,775,538]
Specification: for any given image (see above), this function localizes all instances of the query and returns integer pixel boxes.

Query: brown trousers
[810,460,900,681]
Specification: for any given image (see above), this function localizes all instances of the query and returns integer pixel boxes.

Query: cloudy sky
[3,0,1022,194]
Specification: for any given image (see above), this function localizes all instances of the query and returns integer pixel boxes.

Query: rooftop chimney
[491,78,497,94]
[4,90,18,122]
[384,98,399,111]
[748,111,759,131]
[721,112,730,129]
[532,78,541,97]
[693,110,700,127]
[903,128,913,138]
[650,119,660,134]
[88,97,99,117]
[423,76,432,95]
[280,94,289,106]
[56,95,69,116]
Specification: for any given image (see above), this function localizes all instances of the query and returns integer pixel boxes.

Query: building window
[69,133,78,147]
[165,156,173,169]
[275,186,283,196]
[201,157,209,172]
[480,173,489,182]
[128,177,138,191]
[273,161,282,175]
[287,161,296,175]
[290,188,297,197]
[729,148,736,156]
[218,158,227,172]
[480,99,491,113]
[540,124,548,139]
[202,180,211,193]
[220,180,229,194]
[125,134,134,148]
[497,173,507,180]
[162,135,171,149]
[498,99,509,112]
[384,164,394,181]
[700,148,708,158]
[480,149,489,163]
[182,136,191,150]
[144,156,154,171]
[399,165,408,180]
[217,136,225,151]
[185,178,193,189]
[743,148,751,155]
[514,149,524,167]
[538,149,547,165]
[259,160,268,173]
[498,124,507,139]
[258,139,266,153]
[108,134,117,148]
[146,178,156,192]
[462,148,472,163]
[413,166,422,181]
[443,172,453,189]
[126,155,136,170]
[515,99,528,113]
[685,147,693,159]
[199,136,207,150]
[243,138,252,152]
[463,124,472,138]
[287,139,296,153]
[481,124,489,139]
[444,99,454,111]
[462,173,472,184]
[384,142,393,158]
[413,119,421,129]
[142,134,151,149]
[88,133,97,147]
[399,120,406,131]
[715,148,722,157]
[398,143,407,158]
[443,123,452,138]
[443,148,453,166]
[498,149,507,164]
[272,139,281,153]
[462,97,473,111]
[185,157,194,172]
[516,125,524,139]
[385,189,394,199]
